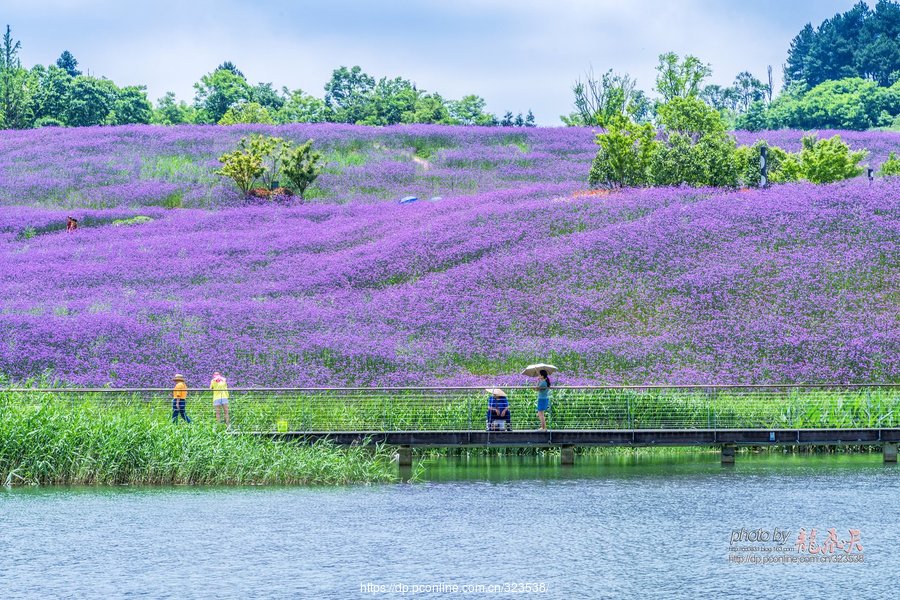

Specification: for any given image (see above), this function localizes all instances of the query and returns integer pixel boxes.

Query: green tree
[783,1,900,88]
[448,94,495,125]
[360,76,419,125]
[0,25,32,129]
[31,64,72,124]
[218,101,273,125]
[877,151,900,175]
[113,85,152,124]
[275,88,330,123]
[151,91,196,125]
[654,52,711,102]
[566,67,645,126]
[250,82,284,111]
[65,75,117,126]
[799,134,866,183]
[402,93,453,124]
[55,50,81,77]
[282,139,324,199]
[656,95,725,138]
[732,71,766,112]
[588,116,658,187]
[324,65,375,124]
[733,100,769,131]
[217,137,265,195]
[193,65,252,124]
[761,77,891,130]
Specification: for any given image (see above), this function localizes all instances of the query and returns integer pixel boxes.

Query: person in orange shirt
[172,374,191,423]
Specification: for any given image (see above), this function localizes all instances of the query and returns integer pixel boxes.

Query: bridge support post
[721,444,736,465]
[561,445,575,466]
[884,443,897,463]
[398,446,413,467]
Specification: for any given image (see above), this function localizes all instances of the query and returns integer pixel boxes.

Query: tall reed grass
[0,396,396,486]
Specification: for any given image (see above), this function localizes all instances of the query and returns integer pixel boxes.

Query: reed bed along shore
[0,396,396,486]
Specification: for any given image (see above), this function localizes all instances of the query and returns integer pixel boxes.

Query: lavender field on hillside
[0,125,897,387]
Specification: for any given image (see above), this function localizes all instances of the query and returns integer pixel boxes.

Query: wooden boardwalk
[254,427,900,464]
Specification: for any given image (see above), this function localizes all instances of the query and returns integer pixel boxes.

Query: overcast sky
[4,0,863,124]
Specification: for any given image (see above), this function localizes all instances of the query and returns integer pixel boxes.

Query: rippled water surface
[2,452,896,599]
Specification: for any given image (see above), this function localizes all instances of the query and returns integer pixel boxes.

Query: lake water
[1,452,896,599]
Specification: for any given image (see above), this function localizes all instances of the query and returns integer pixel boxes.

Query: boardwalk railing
[2,385,898,432]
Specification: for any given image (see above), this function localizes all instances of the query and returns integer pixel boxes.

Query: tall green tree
[0,25,32,129]
[55,50,81,77]
[193,65,252,124]
[32,64,72,124]
[275,88,330,123]
[732,71,766,112]
[151,91,196,125]
[564,67,644,126]
[402,93,453,124]
[360,76,419,125]
[113,85,152,124]
[654,52,711,102]
[782,1,900,88]
[324,65,375,124]
[250,82,284,111]
[65,75,117,126]
[448,94,495,125]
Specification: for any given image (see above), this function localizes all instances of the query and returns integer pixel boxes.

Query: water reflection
[420,448,890,482]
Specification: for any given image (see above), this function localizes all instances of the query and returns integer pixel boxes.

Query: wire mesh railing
[1,385,898,432]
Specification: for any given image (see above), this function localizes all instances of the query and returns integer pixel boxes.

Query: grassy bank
[0,398,397,486]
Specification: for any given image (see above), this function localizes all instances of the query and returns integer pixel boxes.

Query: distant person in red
[66,217,78,233]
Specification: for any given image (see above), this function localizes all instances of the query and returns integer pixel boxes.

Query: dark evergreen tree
[55,50,81,77]
[217,61,244,79]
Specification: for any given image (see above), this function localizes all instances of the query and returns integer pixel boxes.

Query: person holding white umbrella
[522,363,557,430]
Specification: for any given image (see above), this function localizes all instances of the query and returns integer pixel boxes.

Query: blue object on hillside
[399,196,418,204]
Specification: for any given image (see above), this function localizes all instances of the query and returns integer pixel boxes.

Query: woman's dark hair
[539,369,551,387]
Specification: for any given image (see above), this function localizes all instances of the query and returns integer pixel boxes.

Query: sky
[3,0,865,124]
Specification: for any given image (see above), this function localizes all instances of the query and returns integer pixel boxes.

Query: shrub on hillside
[735,141,801,186]
[282,139,324,199]
[878,151,900,176]
[217,135,324,200]
[591,97,867,189]
[588,117,657,187]
[217,142,264,195]
[799,134,866,184]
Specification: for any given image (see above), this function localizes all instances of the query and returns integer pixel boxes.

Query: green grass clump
[112,215,153,227]
[0,397,396,486]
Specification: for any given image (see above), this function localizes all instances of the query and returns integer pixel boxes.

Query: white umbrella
[521,363,558,377]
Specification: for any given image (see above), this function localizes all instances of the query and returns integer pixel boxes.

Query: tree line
[587,53,867,190]
[5,1,900,131]
[0,25,534,130]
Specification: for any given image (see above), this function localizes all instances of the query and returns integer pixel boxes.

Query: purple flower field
[0,125,897,387]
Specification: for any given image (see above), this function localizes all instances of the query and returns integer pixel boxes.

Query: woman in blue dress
[535,369,551,430]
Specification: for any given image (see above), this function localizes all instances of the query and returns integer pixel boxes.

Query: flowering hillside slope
[0,127,896,388]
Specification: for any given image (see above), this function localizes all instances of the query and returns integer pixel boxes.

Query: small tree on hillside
[217,142,264,195]
[799,134,866,183]
[218,101,273,125]
[282,139,324,199]
[588,116,657,187]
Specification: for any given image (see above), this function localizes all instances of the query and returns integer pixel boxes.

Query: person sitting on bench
[486,389,511,431]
